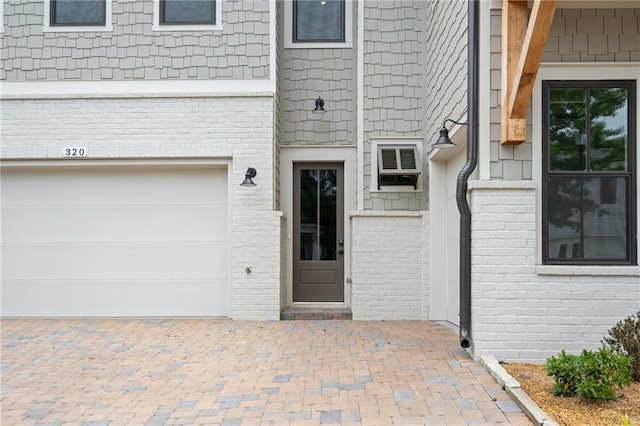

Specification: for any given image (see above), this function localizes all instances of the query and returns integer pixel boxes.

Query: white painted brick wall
[0,95,283,320]
[350,212,429,320]
[469,181,640,362]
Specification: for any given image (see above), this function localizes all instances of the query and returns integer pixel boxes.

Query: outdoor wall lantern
[240,167,257,186]
[434,119,467,149]
[312,96,327,114]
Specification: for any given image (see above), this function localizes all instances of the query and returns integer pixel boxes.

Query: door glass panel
[299,168,337,261]
[319,170,337,261]
[549,88,587,171]
[590,88,628,171]
[300,170,318,260]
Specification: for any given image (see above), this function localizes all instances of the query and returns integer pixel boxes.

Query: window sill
[370,187,423,193]
[284,41,353,49]
[152,24,222,32]
[536,265,640,276]
[43,25,113,33]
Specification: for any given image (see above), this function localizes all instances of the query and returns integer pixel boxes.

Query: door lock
[338,240,344,255]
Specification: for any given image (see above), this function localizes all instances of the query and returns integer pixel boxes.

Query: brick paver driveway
[1,320,530,425]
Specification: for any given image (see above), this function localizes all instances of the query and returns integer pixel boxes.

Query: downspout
[457,0,479,349]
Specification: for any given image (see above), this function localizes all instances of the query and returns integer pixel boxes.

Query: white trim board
[0,80,273,99]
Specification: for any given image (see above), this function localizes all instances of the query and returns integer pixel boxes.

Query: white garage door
[1,164,229,317]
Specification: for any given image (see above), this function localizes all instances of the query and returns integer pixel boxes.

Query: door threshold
[280,305,352,321]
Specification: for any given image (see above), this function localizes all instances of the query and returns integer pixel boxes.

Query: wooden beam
[509,0,557,118]
[501,0,528,145]
[501,0,557,145]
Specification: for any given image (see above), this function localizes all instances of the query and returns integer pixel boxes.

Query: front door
[293,163,344,302]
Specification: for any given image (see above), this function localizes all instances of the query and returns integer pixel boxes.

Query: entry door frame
[280,146,357,306]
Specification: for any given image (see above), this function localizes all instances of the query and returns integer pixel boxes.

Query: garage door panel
[0,279,228,317]
[1,165,229,317]
[2,205,228,243]
[1,169,228,206]
[2,242,228,280]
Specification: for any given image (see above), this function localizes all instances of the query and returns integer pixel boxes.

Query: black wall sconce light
[434,118,467,149]
[312,96,327,114]
[240,167,257,186]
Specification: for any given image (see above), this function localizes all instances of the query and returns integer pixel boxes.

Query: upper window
[50,0,106,26]
[284,0,352,48]
[542,80,636,265]
[153,0,221,31]
[160,0,215,25]
[293,0,344,43]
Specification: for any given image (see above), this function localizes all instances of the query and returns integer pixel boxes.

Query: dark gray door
[293,163,344,302]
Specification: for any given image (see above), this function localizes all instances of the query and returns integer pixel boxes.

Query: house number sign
[63,147,88,157]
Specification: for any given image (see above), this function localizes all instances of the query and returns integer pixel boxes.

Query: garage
[1,162,229,317]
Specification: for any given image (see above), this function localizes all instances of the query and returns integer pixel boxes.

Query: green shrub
[545,350,581,396]
[545,347,632,401]
[603,311,640,382]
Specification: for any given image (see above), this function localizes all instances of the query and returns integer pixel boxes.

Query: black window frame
[292,0,346,44]
[159,0,216,26]
[50,0,107,27]
[542,80,637,265]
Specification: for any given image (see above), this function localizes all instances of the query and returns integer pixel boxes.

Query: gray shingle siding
[279,47,356,146]
[489,8,640,180]
[1,0,270,81]
[422,0,468,145]
[363,0,425,211]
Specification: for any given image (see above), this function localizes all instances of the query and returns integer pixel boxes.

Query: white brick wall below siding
[469,181,640,362]
[350,212,429,320]
[1,95,283,320]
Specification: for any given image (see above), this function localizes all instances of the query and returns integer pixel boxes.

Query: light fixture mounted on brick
[240,167,257,186]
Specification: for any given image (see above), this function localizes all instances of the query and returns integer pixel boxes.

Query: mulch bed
[502,363,640,426]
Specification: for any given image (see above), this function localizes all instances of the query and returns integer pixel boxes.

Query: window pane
[547,176,628,261]
[549,88,587,171]
[162,0,214,24]
[590,88,628,171]
[295,0,344,42]
[300,170,318,261]
[319,170,337,261]
[53,0,105,25]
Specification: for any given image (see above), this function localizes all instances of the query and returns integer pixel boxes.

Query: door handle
[338,240,344,255]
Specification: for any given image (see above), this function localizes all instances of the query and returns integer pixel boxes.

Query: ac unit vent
[377,144,421,190]
[399,149,417,169]
[381,149,398,170]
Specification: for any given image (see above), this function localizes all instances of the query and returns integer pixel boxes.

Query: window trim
[0,0,4,34]
[284,0,353,49]
[371,137,423,193]
[541,79,637,265]
[152,0,222,32]
[43,0,113,33]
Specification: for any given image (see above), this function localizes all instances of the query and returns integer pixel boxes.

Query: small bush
[545,350,581,396]
[545,347,632,401]
[603,311,640,382]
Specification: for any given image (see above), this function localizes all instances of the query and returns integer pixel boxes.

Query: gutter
[456,0,479,349]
